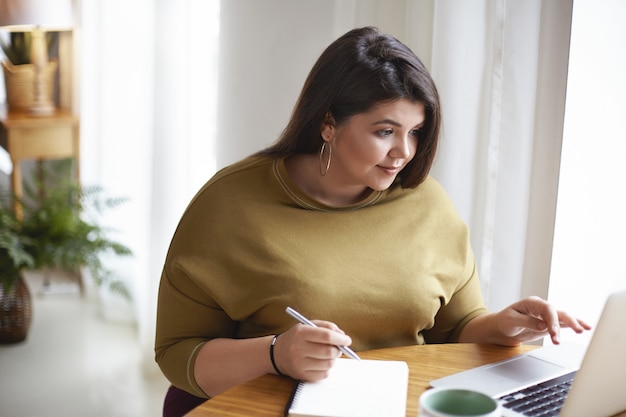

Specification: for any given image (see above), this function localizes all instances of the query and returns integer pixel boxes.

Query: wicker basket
[0,277,32,344]
[2,60,57,111]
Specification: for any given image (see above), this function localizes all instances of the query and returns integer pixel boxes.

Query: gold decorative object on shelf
[2,60,57,111]
[0,0,73,116]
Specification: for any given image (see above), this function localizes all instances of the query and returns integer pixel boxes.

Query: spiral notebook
[284,358,409,417]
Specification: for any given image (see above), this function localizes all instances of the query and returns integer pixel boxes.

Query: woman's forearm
[193,336,276,398]
[458,312,522,346]
[192,321,355,397]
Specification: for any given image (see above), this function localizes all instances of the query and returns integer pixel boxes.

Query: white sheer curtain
[79,0,571,366]
[78,0,219,370]
[428,0,572,311]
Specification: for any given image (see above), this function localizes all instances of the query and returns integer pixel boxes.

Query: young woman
[155,26,589,415]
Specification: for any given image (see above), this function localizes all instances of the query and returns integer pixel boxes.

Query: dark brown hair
[258,26,441,188]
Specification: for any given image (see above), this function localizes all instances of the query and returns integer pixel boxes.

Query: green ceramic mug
[419,388,501,417]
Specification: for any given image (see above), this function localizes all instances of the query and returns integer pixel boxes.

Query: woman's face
[322,99,425,195]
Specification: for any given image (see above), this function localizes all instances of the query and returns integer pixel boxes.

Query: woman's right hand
[272,320,353,381]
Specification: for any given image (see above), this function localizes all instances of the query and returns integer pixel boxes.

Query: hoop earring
[319,142,332,176]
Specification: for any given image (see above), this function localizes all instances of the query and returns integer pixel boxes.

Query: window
[548,0,626,342]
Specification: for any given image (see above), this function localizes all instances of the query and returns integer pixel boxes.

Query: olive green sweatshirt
[155,156,487,397]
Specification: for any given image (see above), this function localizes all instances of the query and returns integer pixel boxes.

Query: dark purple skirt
[163,385,206,417]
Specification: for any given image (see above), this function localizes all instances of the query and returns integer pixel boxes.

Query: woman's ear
[321,112,336,142]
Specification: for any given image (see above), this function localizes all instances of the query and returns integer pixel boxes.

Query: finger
[512,297,561,343]
[524,316,548,332]
[312,320,344,333]
[557,313,593,333]
[288,326,351,362]
[305,323,352,348]
[539,310,561,344]
[299,359,336,381]
[290,354,341,382]
[277,327,341,378]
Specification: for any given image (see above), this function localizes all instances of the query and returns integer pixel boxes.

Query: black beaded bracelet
[270,334,286,376]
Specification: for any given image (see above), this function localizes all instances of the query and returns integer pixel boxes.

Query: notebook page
[287,358,409,417]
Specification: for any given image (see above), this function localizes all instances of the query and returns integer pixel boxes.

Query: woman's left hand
[495,296,592,344]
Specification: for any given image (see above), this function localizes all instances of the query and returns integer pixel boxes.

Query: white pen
[285,306,361,361]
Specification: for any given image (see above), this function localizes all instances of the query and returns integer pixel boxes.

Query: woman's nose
[390,134,413,158]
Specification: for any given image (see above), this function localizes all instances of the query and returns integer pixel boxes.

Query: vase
[0,276,32,344]
[1,60,57,112]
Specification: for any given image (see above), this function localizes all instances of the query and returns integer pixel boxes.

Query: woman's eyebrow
[372,118,401,127]
[372,119,424,129]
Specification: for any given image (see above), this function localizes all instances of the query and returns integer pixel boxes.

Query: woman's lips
[378,165,402,175]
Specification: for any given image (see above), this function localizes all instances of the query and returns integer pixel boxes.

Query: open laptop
[430,289,626,417]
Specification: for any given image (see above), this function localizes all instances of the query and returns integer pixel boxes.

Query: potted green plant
[0,32,31,65]
[0,159,133,342]
[19,159,133,301]
[0,196,35,344]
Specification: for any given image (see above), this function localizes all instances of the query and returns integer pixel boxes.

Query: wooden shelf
[0,109,80,218]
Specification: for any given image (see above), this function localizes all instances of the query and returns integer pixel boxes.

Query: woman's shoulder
[182,155,275,211]
[417,175,446,193]
[388,175,453,205]
[210,155,274,183]
[385,175,464,224]
[192,155,273,194]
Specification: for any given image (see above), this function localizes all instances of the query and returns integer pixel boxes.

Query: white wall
[216,0,334,167]
[215,0,437,169]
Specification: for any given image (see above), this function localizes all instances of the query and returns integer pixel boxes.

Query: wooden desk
[0,109,80,217]
[185,343,532,417]
[185,343,626,417]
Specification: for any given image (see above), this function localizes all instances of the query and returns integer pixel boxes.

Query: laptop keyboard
[498,371,577,417]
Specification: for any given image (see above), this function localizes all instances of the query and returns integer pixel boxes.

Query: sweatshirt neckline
[273,158,386,211]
